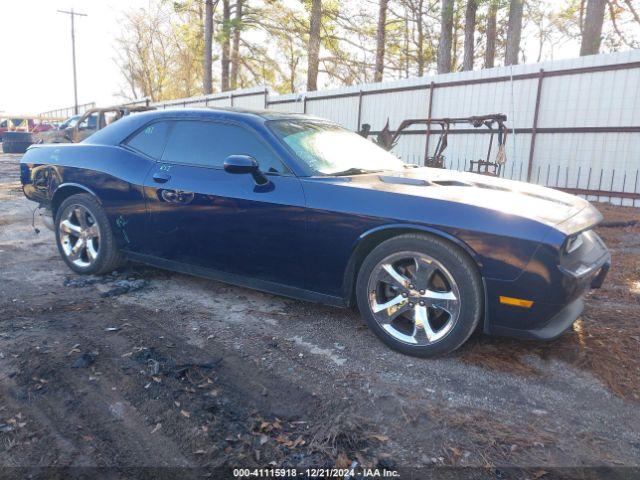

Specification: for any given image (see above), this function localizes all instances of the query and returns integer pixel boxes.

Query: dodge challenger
[20,108,610,356]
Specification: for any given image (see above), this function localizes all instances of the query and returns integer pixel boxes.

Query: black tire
[2,132,33,153]
[3,131,32,142]
[2,140,32,154]
[356,234,482,357]
[55,193,123,275]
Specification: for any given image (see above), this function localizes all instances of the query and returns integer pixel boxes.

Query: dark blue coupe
[20,108,610,356]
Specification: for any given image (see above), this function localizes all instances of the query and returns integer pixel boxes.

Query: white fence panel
[538,69,640,128]
[128,50,640,205]
[392,135,426,165]
[306,95,360,130]
[431,79,537,129]
[268,95,304,113]
[233,92,267,110]
[361,88,430,131]
[427,132,531,182]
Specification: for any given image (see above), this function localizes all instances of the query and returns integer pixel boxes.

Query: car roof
[84,106,333,146]
[131,107,326,122]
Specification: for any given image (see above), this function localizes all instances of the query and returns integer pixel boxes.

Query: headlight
[564,233,584,255]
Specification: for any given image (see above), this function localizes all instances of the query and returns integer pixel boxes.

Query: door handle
[152,172,171,183]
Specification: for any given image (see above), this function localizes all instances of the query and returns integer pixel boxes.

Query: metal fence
[128,50,640,206]
[39,102,96,119]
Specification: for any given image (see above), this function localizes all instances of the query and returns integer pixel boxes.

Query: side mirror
[224,155,258,174]
[223,155,268,185]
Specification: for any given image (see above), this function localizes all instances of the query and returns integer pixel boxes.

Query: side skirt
[123,251,347,308]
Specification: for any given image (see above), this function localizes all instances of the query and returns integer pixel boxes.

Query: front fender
[341,222,484,304]
[353,223,483,267]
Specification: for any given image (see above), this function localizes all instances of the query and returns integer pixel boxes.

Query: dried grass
[425,405,557,466]
[307,409,370,457]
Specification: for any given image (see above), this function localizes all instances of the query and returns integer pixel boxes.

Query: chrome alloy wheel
[59,205,101,268]
[367,252,461,345]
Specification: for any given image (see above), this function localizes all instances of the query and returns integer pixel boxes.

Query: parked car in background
[57,115,82,131]
[1,105,155,154]
[31,122,56,134]
[35,105,155,145]
[19,108,610,357]
[35,113,92,144]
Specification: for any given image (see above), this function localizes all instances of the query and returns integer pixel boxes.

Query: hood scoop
[432,180,472,187]
[377,174,573,208]
[379,175,430,186]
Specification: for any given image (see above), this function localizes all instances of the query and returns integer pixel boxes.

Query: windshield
[59,115,80,130]
[268,119,405,175]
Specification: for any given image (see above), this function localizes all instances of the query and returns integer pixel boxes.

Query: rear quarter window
[126,121,171,159]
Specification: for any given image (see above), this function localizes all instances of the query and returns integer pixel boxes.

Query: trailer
[360,114,509,177]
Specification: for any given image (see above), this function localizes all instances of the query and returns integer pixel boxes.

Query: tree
[220,0,231,91]
[307,0,322,91]
[484,0,498,67]
[437,0,455,73]
[250,1,307,93]
[374,0,389,81]
[462,0,477,70]
[580,0,606,55]
[414,0,427,76]
[115,4,173,101]
[605,0,640,50]
[203,0,216,94]
[397,0,437,77]
[230,0,243,89]
[505,0,523,65]
[116,0,640,104]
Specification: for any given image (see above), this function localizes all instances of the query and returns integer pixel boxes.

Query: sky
[0,0,632,117]
[0,0,151,116]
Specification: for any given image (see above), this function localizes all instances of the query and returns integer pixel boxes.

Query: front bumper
[484,232,610,340]
[489,296,585,340]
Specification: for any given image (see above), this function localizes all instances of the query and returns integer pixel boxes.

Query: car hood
[322,167,602,233]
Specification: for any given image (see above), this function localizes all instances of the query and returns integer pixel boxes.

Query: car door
[142,119,307,289]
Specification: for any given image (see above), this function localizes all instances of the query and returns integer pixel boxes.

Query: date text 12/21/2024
[233,467,400,477]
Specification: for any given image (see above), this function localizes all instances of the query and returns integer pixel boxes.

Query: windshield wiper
[329,167,384,176]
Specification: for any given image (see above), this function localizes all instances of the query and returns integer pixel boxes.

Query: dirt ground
[1,151,639,478]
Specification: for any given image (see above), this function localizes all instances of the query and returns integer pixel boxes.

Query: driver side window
[161,120,289,174]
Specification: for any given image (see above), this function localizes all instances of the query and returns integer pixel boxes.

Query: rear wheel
[55,194,123,275]
[356,234,482,357]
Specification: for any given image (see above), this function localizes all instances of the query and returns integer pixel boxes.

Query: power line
[57,8,87,115]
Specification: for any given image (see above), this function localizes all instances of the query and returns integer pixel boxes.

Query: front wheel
[55,193,123,275]
[356,234,482,357]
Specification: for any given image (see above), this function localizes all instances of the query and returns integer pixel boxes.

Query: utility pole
[57,8,87,114]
